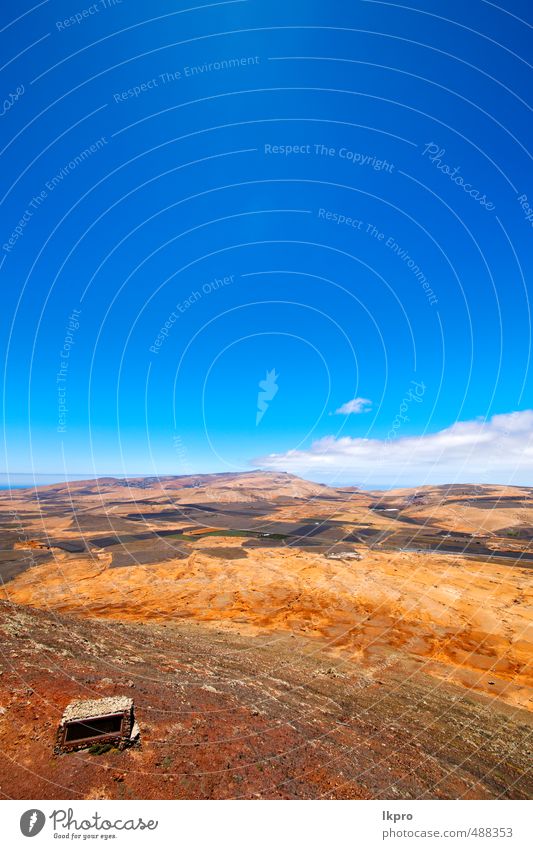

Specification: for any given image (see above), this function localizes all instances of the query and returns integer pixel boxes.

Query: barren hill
[1,601,531,800]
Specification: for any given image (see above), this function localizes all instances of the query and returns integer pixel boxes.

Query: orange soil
[5,539,532,711]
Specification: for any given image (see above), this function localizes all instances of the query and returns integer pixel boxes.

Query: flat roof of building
[60,696,133,724]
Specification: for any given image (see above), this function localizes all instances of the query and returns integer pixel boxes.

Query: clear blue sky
[1,0,532,487]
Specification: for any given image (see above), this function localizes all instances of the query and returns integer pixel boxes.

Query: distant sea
[0,472,144,491]
[0,474,102,491]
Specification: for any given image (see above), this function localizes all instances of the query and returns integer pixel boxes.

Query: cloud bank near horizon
[255,410,533,487]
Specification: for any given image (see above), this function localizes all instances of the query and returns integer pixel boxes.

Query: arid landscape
[0,471,532,799]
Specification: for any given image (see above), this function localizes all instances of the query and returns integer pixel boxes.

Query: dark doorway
[64,713,123,743]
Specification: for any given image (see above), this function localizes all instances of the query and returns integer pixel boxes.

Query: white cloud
[334,397,372,415]
[255,410,533,487]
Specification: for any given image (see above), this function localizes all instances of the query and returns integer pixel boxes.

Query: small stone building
[55,696,140,754]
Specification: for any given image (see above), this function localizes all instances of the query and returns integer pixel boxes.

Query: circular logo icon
[20,810,46,837]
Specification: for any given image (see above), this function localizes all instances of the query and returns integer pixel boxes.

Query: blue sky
[1,0,532,487]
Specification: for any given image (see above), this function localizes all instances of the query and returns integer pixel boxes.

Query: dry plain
[0,472,531,798]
